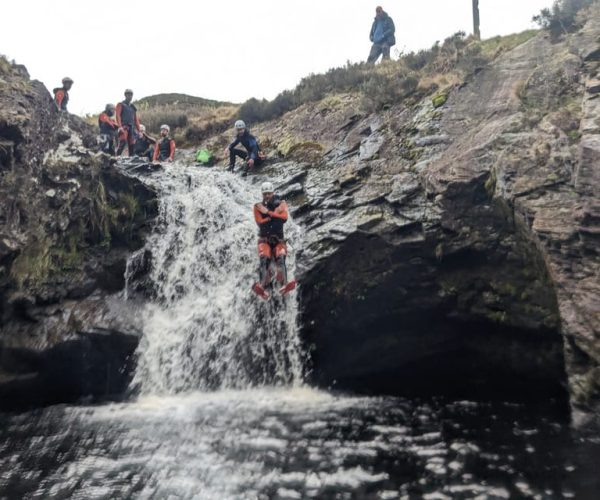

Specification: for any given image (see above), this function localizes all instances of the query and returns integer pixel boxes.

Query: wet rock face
[0,59,157,409]
[249,14,600,413]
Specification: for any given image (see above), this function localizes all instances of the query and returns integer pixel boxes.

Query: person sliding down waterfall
[227,120,266,175]
[252,181,297,300]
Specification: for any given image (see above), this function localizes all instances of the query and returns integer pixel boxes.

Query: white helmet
[234,120,246,130]
[160,124,170,132]
[139,124,146,132]
[261,181,274,194]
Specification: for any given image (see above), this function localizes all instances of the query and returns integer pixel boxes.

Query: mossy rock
[277,136,324,160]
[432,93,448,108]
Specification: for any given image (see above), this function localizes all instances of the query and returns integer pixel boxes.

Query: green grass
[479,30,539,58]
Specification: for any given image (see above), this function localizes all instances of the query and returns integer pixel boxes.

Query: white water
[126,163,304,394]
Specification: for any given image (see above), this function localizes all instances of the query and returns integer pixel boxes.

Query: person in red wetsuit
[252,181,296,299]
[53,77,73,112]
[98,104,119,155]
[116,89,140,156]
[153,124,176,163]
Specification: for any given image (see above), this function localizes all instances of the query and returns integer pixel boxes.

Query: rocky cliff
[202,12,600,421]
[0,59,156,409]
[1,10,599,424]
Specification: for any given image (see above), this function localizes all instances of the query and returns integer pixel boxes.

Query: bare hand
[257,204,269,215]
[247,159,255,168]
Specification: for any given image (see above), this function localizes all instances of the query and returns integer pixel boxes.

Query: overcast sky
[0,0,555,115]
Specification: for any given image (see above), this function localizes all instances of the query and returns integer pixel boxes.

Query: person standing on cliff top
[53,77,73,112]
[98,103,119,156]
[116,89,141,157]
[367,6,396,63]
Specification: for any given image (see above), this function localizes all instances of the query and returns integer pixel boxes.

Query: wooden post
[473,0,481,40]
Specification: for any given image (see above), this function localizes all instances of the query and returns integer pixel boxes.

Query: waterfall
[125,163,304,394]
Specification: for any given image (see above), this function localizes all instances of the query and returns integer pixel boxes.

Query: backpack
[196,149,214,166]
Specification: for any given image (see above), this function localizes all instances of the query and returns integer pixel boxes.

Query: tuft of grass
[479,30,539,58]
[0,56,12,76]
[10,239,52,289]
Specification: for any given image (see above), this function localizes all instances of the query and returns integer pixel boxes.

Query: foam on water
[1,387,591,499]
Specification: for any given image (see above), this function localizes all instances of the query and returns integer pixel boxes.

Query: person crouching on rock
[98,103,119,155]
[134,124,156,161]
[116,89,141,156]
[53,77,73,112]
[153,124,176,163]
[226,120,265,175]
[252,182,296,299]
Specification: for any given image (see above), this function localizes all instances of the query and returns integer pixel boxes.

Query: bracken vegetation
[135,93,238,147]
[533,0,597,39]
[104,29,543,145]
[238,30,539,123]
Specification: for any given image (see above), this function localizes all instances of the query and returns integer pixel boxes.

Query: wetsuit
[153,136,176,162]
[53,87,69,111]
[116,101,140,156]
[253,196,289,286]
[134,133,157,160]
[98,112,119,155]
[228,130,263,172]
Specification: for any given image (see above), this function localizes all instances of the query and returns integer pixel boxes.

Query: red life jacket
[53,88,69,110]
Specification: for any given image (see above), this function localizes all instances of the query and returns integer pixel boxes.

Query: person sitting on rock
[98,103,119,155]
[53,77,73,112]
[367,6,396,63]
[153,124,176,163]
[116,89,141,157]
[226,120,264,175]
[252,181,296,300]
[134,124,156,160]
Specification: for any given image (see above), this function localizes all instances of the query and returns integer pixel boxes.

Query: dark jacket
[370,12,396,46]
[134,133,156,155]
[228,130,260,161]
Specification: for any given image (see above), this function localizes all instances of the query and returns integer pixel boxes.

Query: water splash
[126,164,304,394]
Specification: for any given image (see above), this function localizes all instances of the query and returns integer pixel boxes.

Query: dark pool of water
[0,388,598,499]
